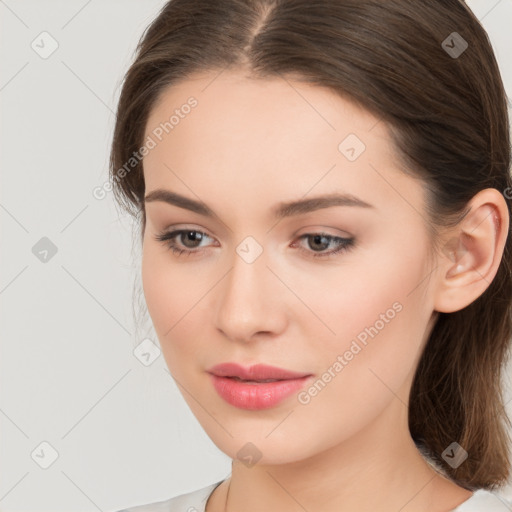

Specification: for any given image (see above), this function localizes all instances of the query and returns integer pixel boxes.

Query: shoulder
[113,480,224,512]
[451,489,512,511]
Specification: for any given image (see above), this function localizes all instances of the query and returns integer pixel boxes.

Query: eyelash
[153,229,355,260]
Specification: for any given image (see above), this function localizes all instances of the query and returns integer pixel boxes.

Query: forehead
[144,68,383,150]
[142,69,424,223]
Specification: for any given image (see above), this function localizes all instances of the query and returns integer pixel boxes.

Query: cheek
[296,241,432,386]
[141,245,187,354]
[141,245,213,370]
[280,255,431,449]
[141,245,169,330]
[142,242,197,326]
[304,250,419,311]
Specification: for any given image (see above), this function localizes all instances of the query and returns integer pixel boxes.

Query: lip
[207,363,313,410]
[207,362,311,380]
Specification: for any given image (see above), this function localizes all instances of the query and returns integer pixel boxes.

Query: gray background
[1,1,511,511]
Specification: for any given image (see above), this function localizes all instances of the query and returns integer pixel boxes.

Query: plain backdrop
[1,1,512,511]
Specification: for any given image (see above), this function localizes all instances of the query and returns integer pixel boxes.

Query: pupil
[183,231,202,248]
[310,234,329,251]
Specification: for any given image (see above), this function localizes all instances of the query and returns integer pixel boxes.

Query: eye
[292,233,355,259]
[153,229,215,257]
[153,229,355,259]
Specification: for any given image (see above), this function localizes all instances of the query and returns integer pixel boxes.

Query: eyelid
[158,224,352,246]
[293,225,353,239]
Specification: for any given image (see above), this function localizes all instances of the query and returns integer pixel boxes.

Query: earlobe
[434,189,509,313]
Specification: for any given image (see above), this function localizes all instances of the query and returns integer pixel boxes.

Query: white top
[115,480,512,512]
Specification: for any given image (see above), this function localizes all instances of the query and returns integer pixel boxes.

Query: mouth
[207,362,313,410]
[207,362,311,380]
[225,376,285,383]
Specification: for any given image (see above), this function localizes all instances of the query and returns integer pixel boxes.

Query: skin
[140,69,509,512]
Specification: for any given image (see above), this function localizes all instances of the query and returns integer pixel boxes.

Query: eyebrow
[143,189,375,219]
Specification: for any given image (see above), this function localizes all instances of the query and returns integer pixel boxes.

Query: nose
[214,243,287,344]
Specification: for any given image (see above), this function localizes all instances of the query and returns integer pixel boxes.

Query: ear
[433,188,509,313]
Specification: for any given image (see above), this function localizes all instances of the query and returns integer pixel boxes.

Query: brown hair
[109,0,512,491]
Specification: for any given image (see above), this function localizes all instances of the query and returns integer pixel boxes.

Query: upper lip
[207,362,311,380]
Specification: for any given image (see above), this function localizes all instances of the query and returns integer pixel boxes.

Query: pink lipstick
[207,362,312,410]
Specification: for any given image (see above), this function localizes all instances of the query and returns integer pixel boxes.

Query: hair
[109,0,512,491]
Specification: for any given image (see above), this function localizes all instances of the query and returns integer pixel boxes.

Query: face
[141,69,439,465]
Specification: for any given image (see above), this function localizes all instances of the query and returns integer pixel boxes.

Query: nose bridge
[214,238,281,341]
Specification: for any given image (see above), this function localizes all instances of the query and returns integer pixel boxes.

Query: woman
[111,0,512,510]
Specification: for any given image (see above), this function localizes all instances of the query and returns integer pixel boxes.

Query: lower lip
[209,374,311,410]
